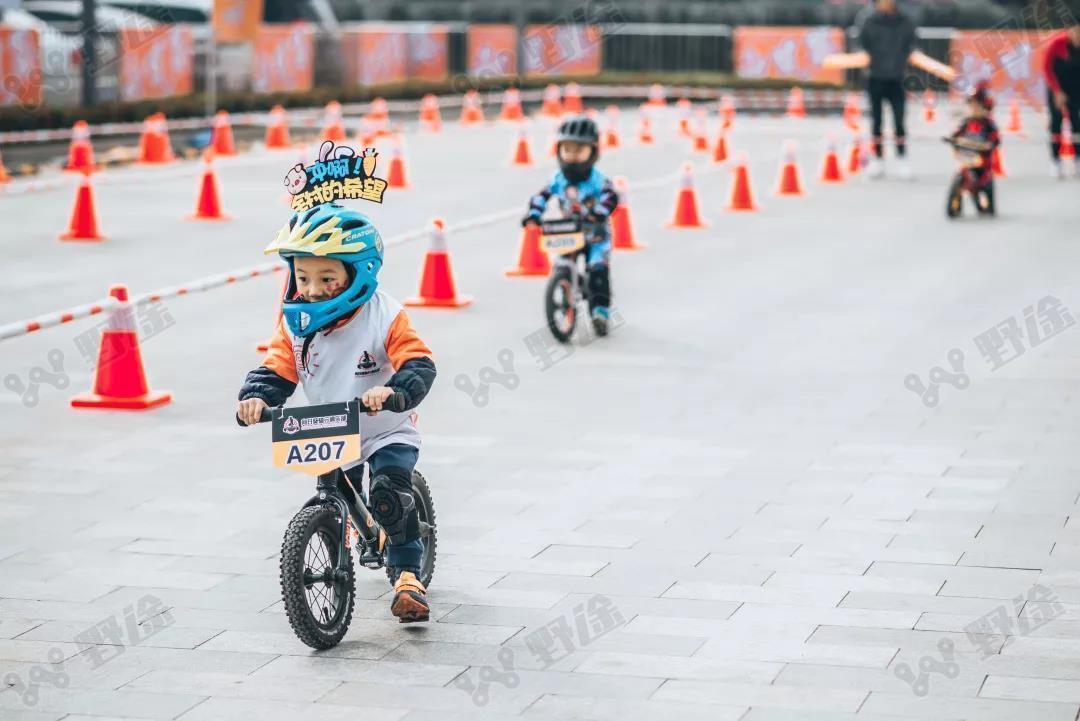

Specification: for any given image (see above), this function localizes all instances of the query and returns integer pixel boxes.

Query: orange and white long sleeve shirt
[250,289,434,464]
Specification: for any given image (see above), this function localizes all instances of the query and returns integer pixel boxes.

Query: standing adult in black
[858,0,918,179]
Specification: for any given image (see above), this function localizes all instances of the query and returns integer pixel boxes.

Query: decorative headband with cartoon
[284,140,388,211]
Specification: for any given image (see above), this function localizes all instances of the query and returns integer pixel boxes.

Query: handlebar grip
[361,391,407,414]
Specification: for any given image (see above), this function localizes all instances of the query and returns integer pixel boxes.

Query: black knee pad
[587,264,611,308]
[369,467,419,545]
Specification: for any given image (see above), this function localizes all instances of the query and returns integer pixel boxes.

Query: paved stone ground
[2,99,1080,720]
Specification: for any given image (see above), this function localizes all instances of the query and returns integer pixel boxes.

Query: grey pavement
[2,99,1080,720]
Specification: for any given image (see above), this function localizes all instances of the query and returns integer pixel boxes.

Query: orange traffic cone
[460,90,485,125]
[211,110,237,156]
[505,222,551,277]
[60,175,105,241]
[355,117,378,148]
[602,106,621,149]
[540,84,563,117]
[387,137,410,189]
[713,131,729,164]
[923,90,936,123]
[367,97,389,128]
[676,98,692,137]
[774,141,805,197]
[405,219,472,308]
[1006,98,1023,134]
[991,145,1007,176]
[322,101,346,143]
[844,92,861,132]
[820,138,844,183]
[693,109,709,151]
[0,149,10,183]
[786,87,806,118]
[564,82,584,113]
[719,94,736,131]
[511,124,533,166]
[265,105,290,149]
[189,153,228,220]
[726,157,760,212]
[1062,121,1077,159]
[419,94,442,131]
[647,83,666,107]
[137,113,175,164]
[667,163,706,228]
[611,176,643,250]
[637,111,654,144]
[500,88,524,121]
[64,120,96,174]
[70,285,171,411]
[847,136,863,175]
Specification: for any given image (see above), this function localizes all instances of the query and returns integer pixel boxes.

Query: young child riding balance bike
[522,115,619,337]
[236,202,437,623]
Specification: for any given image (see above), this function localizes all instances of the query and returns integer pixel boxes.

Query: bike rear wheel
[545,265,577,344]
[384,470,438,587]
[280,505,355,649]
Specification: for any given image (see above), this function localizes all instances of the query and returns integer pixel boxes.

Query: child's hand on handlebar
[237,397,269,426]
[361,386,396,415]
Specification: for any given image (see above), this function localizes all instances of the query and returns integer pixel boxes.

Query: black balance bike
[241,394,436,649]
[541,215,607,344]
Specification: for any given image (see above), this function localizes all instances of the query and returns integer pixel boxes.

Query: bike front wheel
[946,176,963,218]
[545,265,577,344]
[280,504,356,649]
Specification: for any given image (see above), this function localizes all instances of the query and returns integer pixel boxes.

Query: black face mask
[560,160,593,184]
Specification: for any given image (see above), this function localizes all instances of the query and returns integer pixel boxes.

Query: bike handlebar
[237,391,408,427]
[942,136,992,153]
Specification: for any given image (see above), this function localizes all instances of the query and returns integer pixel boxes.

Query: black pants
[867,78,907,158]
[1048,88,1080,160]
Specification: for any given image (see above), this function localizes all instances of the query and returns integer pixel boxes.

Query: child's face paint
[293,256,350,302]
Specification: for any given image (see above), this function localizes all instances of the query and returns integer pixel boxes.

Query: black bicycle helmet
[555,115,600,183]
[969,82,994,111]
[556,115,600,145]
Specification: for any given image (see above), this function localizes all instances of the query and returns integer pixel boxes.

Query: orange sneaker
[391,571,429,623]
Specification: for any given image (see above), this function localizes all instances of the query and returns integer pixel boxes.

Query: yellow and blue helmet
[265,203,384,337]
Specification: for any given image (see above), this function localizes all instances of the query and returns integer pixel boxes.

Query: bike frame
[303,468,382,574]
[547,219,605,302]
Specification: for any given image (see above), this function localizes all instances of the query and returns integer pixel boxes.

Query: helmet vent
[340,218,368,232]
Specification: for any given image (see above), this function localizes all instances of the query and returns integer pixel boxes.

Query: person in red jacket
[1044,24,1080,178]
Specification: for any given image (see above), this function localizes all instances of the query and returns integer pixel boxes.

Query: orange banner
[406,25,448,82]
[467,24,517,77]
[950,29,1055,105]
[342,26,408,86]
[119,26,194,101]
[253,24,315,93]
[213,0,263,43]
[522,24,602,77]
[734,26,845,84]
[0,27,41,108]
